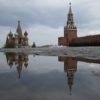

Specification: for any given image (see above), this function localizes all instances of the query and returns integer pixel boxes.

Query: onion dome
[24,63,28,68]
[15,34,18,38]
[8,31,13,37]
[24,31,28,36]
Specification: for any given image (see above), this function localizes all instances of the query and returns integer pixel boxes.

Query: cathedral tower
[5,20,29,48]
[16,20,22,36]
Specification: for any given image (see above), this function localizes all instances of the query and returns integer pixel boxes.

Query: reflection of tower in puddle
[58,56,77,95]
[5,53,29,79]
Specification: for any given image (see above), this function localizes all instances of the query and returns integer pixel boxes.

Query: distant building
[5,20,29,48]
[58,3,100,46]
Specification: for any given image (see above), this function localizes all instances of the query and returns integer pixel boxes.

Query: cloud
[74,0,100,29]
[27,25,63,46]
[0,0,66,28]
[0,0,100,28]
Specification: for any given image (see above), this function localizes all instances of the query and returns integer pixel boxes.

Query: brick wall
[70,34,100,46]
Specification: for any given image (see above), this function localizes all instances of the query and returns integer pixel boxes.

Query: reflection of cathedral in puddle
[58,56,77,95]
[5,53,29,79]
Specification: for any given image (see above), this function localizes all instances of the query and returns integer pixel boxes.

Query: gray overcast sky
[0,0,100,47]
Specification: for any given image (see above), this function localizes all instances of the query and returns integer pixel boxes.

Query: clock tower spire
[64,2,77,46]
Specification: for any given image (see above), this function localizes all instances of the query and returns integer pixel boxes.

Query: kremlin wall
[58,3,100,46]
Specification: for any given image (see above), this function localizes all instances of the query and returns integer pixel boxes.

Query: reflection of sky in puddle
[28,56,64,74]
[0,53,100,100]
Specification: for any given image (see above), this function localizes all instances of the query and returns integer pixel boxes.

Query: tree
[32,42,36,48]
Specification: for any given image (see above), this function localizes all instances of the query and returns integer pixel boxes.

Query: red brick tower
[58,3,77,46]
